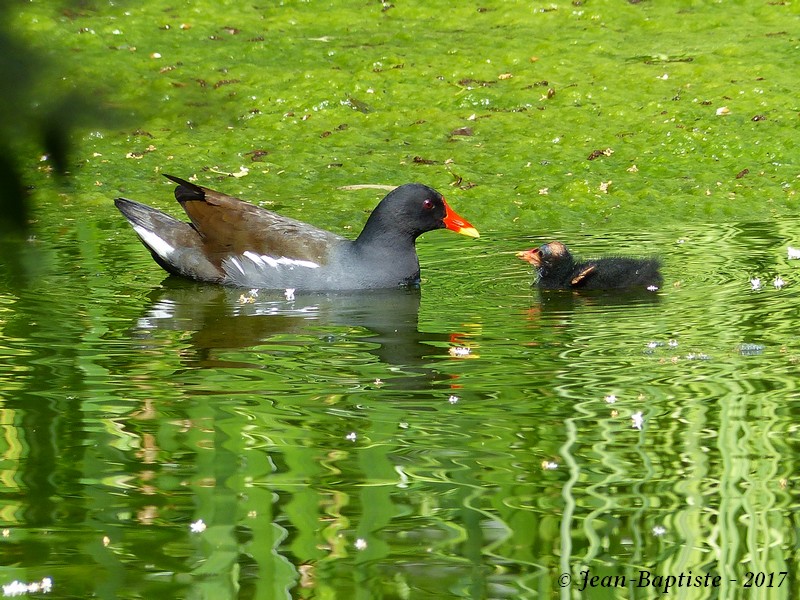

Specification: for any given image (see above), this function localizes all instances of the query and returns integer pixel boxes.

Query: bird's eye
[422,198,435,210]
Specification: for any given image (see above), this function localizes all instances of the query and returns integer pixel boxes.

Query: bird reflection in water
[131,279,470,390]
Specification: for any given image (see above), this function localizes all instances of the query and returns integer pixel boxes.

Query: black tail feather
[114,197,173,229]
[163,173,205,203]
[114,196,221,281]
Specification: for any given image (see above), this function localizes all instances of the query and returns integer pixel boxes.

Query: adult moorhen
[115,175,479,290]
[516,241,662,291]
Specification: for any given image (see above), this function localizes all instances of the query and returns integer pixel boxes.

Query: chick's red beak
[515,248,542,266]
[441,198,479,238]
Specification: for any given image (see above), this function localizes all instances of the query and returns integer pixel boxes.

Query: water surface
[2,214,799,598]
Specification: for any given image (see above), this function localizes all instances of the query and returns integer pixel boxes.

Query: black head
[535,242,573,270]
[518,241,573,269]
[356,183,478,244]
[517,241,578,283]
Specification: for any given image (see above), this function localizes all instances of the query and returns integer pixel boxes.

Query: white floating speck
[652,525,667,536]
[542,461,559,470]
[738,343,764,356]
[395,465,409,487]
[3,581,25,597]
[284,288,295,301]
[631,411,644,430]
[604,395,617,404]
[2,577,52,597]
[190,519,206,533]
[773,276,785,289]
[788,246,800,260]
[354,538,368,550]
[448,346,471,357]
[345,432,357,442]
[448,395,459,404]
[715,106,730,116]
[646,285,659,292]
[750,278,762,291]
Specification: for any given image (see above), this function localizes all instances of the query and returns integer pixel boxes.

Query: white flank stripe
[242,251,266,267]
[276,256,320,269]
[242,251,320,270]
[133,225,174,260]
[228,257,246,275]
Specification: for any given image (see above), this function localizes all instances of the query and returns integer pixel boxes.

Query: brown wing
[165,175,344,266]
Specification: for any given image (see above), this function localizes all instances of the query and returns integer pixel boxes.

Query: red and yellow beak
[442,199,480,238]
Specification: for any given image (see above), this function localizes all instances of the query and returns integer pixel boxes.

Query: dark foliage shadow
[0,1,116,237]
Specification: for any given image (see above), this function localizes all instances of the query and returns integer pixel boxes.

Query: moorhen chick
[516,241,662,291]
[115,175,479,290]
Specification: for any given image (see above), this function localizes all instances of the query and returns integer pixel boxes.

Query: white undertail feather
[133,225,175,260]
